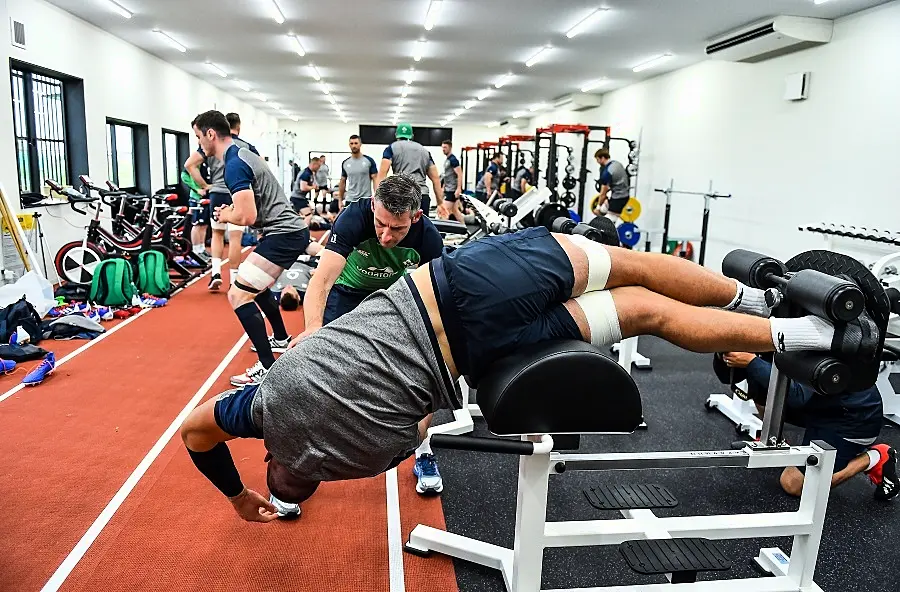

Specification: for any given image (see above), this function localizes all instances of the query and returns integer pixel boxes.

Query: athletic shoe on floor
[867,444,899,501]
[208,273,223,291]
[113,309,132,320]
[412,453,443,495]
[230,361,268,387]
[250,335,292,354]
[269,494,301,520]
[22,352,55,386]
[138,294,168,308]
[0,358,16,374]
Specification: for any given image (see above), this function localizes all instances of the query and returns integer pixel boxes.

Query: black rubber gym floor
[435,337,900,591]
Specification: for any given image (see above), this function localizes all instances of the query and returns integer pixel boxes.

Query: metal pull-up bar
[653,179,733,266]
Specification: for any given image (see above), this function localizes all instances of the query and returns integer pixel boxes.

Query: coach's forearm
[302,273,332,331]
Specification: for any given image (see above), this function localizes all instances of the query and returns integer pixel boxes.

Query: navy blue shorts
[192,201,211,226]
[420,195,431,215]
[291,197,310,213]
[441,226,581,382]
[214,384,262,439]
[801,426,869,473]
[324,284,371,325]
[209,191,233,210]
[444,190,458,203]
[254,229,310,270]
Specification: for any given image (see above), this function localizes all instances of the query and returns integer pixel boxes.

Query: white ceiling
[47,0,889,126]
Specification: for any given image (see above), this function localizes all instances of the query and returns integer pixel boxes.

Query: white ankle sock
[192,244,205,255]
[415,437,432,458]
[866,448,881,472]
[211,258,222,275]
[725,280,772,317]
[769,316,834,353]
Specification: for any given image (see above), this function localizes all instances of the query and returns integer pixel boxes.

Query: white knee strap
[567,234,612,292]
[211,219,228,231]
[236,260,276,291]
[227,223,246,233]
[574,291,622,348]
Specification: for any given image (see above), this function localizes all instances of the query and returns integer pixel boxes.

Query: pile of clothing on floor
[46,293,168,340]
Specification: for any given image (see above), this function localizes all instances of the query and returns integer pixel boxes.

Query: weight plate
[629,140,639,150]
[620,198,642,223]
[595,179,602,192]
[562,176,577,190]
[618,222,641,247]
[590,194,601,213]
[562,192,576,208]
[535,202,570,230]
[626,163,638,176]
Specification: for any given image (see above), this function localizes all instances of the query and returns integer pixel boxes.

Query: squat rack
[653,179,732,266]
[499,135,535,193]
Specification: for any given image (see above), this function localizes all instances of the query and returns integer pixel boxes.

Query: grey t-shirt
[603,160,630,204]
[442,154,461,193]
[383,140,435,196]
[224,143,306,236]
[254,279,459,481]
[341,155,377,203]
[198,148,228,194]
[315,163,330,186]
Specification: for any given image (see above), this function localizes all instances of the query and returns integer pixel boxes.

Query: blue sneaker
[412,453,443,495]
[0,358,16,374]
[22,352,55,386]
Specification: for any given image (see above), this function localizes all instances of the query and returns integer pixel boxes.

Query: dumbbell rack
[799,223,900,248]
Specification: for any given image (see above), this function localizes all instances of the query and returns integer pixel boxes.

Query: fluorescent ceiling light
[235,80,252,92]
[512,111,526,118]
[308,64,321,81]
[279,108,291,116]
[447,115,457,122]
[401,85,410,97]
[453,108,464,117]
[153,29,186,53]
[580,78,608,93]
[290,116,300,122]
[633,53,674,73]
[464,100,475,110]
[268,0,285,24]
[104,0,132,19]
[332,103,342,112]
[813,0,831,4]
[205,62,227,78]
[439,120,448,126]
[494,73,512,88]
[290,35,305,57]
[529,103,548,112]
[424,0,443,31]
[319,82,330,95]
[477,88,491,101]
[270,103,281,110]
[254,93,267,102]
[327,94,336,104]
[566,7,608,39]
[486,121,500,128]
[405,69,415,85]
[399,97,408,107]
[414,39,426,62]
[525,46,552,68]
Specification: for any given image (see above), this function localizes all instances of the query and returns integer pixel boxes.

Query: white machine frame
[706,379,762,439]
[871,251,900,426]
[407,436,834,591]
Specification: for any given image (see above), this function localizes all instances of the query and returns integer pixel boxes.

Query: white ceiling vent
[10,19,25,49]
[706,16,833,63]
[552,93,603,112]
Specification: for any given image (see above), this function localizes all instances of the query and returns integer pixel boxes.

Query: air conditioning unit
[706,16,833,63]
[552,93,603,112]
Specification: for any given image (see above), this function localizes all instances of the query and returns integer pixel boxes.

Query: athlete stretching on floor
[192,110,311,387]
[182,175,881,522]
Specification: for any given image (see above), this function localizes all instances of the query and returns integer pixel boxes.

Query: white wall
[277,121,513,189]
[0,0,280,280]
[525,0,900,270]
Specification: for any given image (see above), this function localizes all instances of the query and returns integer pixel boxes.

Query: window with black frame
[10,68,68,197]
[106,121,137,191]
[162,129,189,187]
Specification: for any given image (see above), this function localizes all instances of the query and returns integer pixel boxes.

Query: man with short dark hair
[291,157,320,217]
[592,149,630,225]
[440,140,464,224]
[475,151,504,204]
[509,164,534,200]
[191,110,310,387]
[337,135,377,214]
[181,166,882,522]
[377,123,444,217]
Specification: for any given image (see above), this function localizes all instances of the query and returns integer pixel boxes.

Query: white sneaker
[230,361,268,387]
[250,335,292,354]
[269,494,301,520]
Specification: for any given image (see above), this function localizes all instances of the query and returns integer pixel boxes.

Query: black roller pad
[784,250,889,392]
[620,538,732,576]
[587,215,620,246]
[584,484,678,511]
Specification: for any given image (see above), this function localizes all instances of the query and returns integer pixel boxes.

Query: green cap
[395,122,414,139]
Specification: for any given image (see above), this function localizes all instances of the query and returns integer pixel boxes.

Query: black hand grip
[722,249,786,288]
[430,434,535,456]
[775,352,850,396]
[784,269,865,322]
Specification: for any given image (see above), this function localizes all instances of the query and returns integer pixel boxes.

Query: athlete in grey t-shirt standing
[193,110,311,388]
[338,134,377,210]
[377,122,444,217]
[592,149,631,225]
[440,140,465,224]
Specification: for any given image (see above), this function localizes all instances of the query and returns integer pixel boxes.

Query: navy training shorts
[254,228,310,270]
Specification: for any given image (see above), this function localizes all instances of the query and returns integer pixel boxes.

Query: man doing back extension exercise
[181,175,881,522]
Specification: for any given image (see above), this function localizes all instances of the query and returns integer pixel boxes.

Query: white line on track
[0,246,252,406]
[39,334,249,592]
[386,467,406,592]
